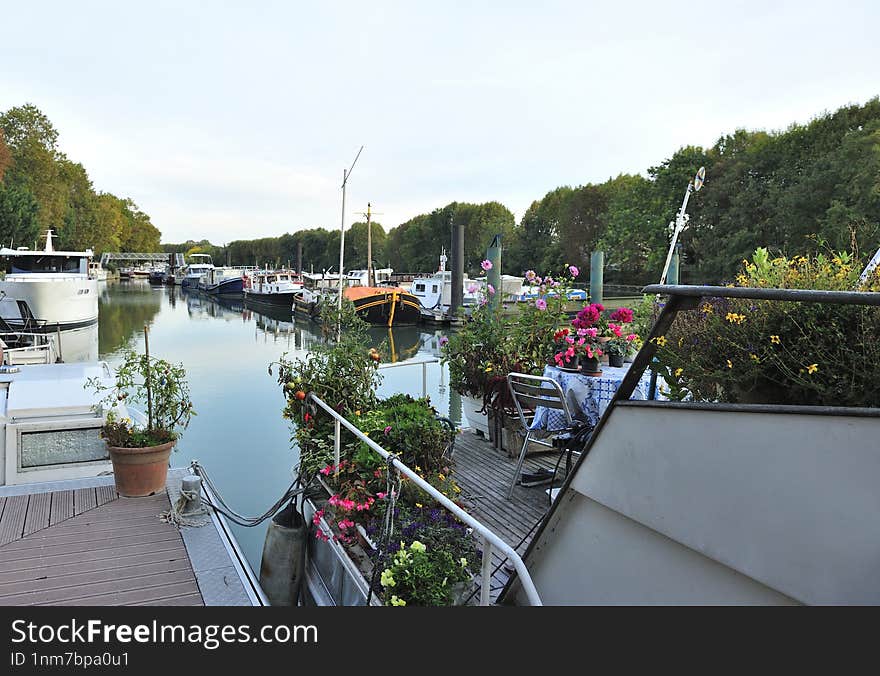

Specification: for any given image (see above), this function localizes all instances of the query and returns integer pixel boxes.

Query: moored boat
[198,266,248,296]
[343,286,421,326]
[180,254,214,289]
[0,230,98,332]
[243,269,303,306]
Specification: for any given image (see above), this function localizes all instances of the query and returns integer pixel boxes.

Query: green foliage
[380,540,471,607]
[653,247,880,406]
[0,103,160,254]
[87,348,195,447]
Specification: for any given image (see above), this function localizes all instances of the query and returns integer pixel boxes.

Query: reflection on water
[94,280,457,570]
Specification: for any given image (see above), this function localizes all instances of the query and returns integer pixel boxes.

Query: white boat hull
[0,276,99,329]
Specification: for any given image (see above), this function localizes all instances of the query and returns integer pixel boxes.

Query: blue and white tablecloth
[529,363,659,431]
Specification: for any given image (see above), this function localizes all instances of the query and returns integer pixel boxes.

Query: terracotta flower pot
[107,441,175,497]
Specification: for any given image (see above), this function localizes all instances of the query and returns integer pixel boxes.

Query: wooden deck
[452,430,567,601]
[0,490,203,606]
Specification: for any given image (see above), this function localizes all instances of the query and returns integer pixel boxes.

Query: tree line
[0,104,161,254]
[204,97,880,284]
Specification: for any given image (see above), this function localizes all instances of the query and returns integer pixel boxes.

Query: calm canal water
[95,280,461,571]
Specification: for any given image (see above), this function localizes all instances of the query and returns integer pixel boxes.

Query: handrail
[378,358,439,398]
[307,392,543,606]
[643,284,880,306]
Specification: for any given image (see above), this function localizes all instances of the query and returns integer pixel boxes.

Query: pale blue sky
[2,1,878,243]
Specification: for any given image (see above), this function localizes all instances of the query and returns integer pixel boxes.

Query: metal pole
[660,184,693,284]
[590,251,604,306]
[668,244,681,286]
[451,220,464,319]
[422,362,427,399]
[487,234,502,315]
[480,538,492,606]
[366,202,373,287]
[337,168,347,316]
[334,419,341,474]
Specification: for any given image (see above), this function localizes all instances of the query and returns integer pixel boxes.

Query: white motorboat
[243,269,303,306]
[408,251,481,319]
[180,253,214,289]
[0,230,98,331]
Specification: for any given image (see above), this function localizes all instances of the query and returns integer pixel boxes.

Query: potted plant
[379,540,474,606]
[88,342,195,497]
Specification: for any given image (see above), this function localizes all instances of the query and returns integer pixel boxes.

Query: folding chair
[506,372,578,499]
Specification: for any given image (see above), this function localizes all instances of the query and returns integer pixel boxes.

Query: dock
[452,429,562,602]
[0,469,263,606]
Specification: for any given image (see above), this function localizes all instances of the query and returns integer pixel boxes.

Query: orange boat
[343,286,421,327]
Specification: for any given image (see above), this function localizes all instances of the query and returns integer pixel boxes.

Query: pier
[0,470,261,606]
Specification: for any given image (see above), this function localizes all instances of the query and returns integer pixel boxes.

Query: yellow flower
[726,359,733,369]
[701,303,714,314]
[484,365,493,372]
[390,595,406,606]
[652,335,668,347]
[415,503,423,508]
[380,569,396,588]
[453,486,461,493]
[806,363,818,374]
[410,540,427,553]
[415,465,422,472]
[725,312,746,324]
[354,410,361,416]
[749,353,759,362]
[438,473,446,481]
[674,368,683,377]
[770,335,781,344]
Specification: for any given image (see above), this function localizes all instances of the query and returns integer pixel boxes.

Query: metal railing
[308,392,543,606]
[377,357,440,398]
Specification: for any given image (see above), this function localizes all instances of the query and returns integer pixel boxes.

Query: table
[529,363,659,432]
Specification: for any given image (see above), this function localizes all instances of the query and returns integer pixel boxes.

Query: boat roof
[0,247,93,257]
[0,362,111,418]
[344,286,410,300]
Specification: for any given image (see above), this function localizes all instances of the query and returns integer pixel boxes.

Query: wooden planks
[0,490,203,607]
[451,431,570,602]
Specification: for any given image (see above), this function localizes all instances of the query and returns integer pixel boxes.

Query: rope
[189,460,304,528]
[158,488,209,529]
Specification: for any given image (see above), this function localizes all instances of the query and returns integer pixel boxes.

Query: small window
[415,283,425,292]
[432,285,438,293]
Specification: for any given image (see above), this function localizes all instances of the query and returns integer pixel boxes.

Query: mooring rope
[189,460,305,528]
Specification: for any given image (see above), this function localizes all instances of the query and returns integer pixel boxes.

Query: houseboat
[88,261,108,282]
[180,254,214,289]
[198,266,246,296]
[243,269,303,306]
[0,230,98,332]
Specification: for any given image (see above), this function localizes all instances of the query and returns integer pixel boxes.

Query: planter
[581,356,602,376]
[450,573,477,606]
[461,394,489,437]
[107,441,175,497]
[608,353,624,368]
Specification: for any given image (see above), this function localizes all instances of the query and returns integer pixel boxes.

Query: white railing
[377,357,440,398]
[308,392,543,606]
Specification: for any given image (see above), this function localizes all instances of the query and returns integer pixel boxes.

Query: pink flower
[319,464,334,476]
[481,259,492,271]
[610,307,634,323]
[338,519,355,530]
[467,283,479,294]
[314,530,329,542]
[525,270,537,282]
[576,328,588,337]
[586,327,598,338]
[609,322,623,337]
[384,425,392,435]
[377,491,388,499]
[569,265,579,277]
[626,333,638,342]
[312,509,325,526]
[488,284,495,295]
[535,298,547,311]
[439,336,449,347]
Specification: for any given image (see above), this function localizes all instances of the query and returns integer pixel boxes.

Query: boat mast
[337,146,364,323]
[357,202,384,287]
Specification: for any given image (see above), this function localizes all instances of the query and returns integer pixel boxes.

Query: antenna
[660,166,706,285]
[356,202,384,287]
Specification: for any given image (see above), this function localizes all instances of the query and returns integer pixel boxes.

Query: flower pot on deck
[461,395,489,437]
[107,441,175,497]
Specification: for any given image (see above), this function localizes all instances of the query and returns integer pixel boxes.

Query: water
[93,281,459,572]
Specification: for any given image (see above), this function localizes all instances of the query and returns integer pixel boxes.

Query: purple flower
[439,336,449,347]
[535,298,547,311]
[569,265,579,277]
[383,425,392,435]
[481,259,492,271]
[488,284,495,295]
[467,283,479,294]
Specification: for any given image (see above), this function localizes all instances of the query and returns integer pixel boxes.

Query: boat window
[8,255,84,274]
[415,283,425,292]
[432,285,438,293]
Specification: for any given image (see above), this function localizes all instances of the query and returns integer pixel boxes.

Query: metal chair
[506,372,576,499]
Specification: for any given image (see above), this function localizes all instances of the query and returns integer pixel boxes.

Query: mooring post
[487,234,502,315]
[451,221,464,320]
[590,251,604,306]
[667,243,681,286]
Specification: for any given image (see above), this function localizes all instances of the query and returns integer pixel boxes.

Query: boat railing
[377,357,439,398]
[307,392,543,606]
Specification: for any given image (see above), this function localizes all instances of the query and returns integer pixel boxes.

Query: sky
[2,1,879,244]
